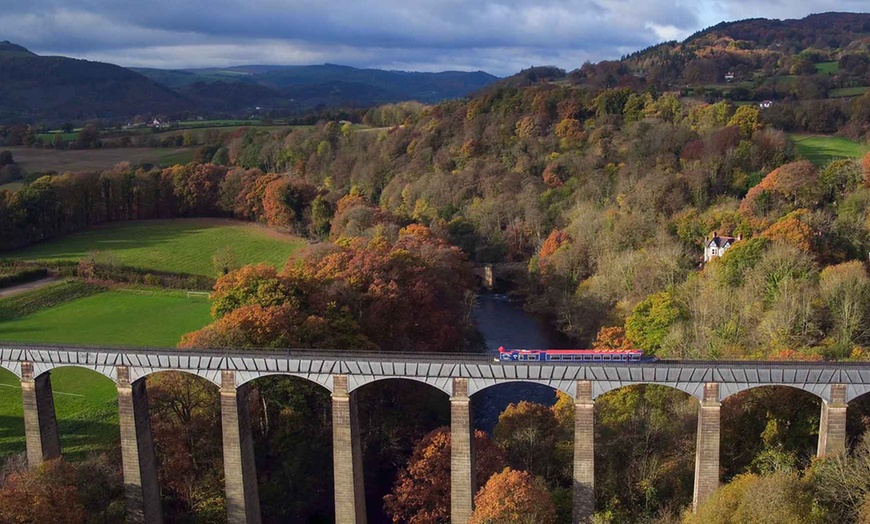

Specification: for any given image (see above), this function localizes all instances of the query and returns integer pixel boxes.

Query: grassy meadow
[7,218,304,276]
[0,289,212,347]
[790,134,869,165]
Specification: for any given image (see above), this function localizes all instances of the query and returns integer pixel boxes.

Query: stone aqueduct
[3,344,870,524]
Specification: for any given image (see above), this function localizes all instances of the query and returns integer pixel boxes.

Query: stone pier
[692,382,720,512]
[451,378,475,524]
[573,380,595,523]
[221,371,261,524]
[117,366,162,524]
[21,362,61,467]
[818,384,847,457]
[333,375,366,524]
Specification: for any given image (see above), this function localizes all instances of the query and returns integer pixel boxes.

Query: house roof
[708,236,738,248]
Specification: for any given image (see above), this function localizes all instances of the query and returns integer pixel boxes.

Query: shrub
[0,268,48,289]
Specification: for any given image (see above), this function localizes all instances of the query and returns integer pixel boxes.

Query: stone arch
[347,375,452,397]
[32,362,117,384]
[0,361,21,378]
[469,378,573,398]
[593,380,705,401]
[720,382,826,402]
[133,367,221,388]
[236,371,333,393]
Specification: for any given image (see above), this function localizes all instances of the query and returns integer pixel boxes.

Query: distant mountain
[0,44,189,124]
[0,42,499,124]
[134,63,499,111]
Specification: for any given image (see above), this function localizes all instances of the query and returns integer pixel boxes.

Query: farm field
[7,218,304,276]
[0,367,119,460]
[829,86,870,98]
[815,61,840,75]
[0,289,213,347]
[3,146,196,174]
[790,134,869,165]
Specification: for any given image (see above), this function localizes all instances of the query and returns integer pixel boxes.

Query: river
[470,294,572,432]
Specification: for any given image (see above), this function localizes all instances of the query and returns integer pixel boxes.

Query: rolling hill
[134,63,499,110]
[0,41,499,124]
[0,42,189,124]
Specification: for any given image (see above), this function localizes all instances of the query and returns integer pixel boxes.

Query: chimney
[712,231,717,239]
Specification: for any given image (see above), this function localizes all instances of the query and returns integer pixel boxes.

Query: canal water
[470,294,573,432]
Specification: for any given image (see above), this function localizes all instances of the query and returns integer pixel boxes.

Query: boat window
[603,355,612,361]
[582,355,591,361]
[593,355,602,361]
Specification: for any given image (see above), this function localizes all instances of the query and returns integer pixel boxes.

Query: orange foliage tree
[183,224,475,353]
[739,160,820,228]
[593,325,631,349]
[761,211,814,252]
[0,459,86,524]
[469,468,557,524]
[384,427,506,524]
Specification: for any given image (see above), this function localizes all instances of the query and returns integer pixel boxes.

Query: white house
[704,232,742,262]
[759,100,774,109]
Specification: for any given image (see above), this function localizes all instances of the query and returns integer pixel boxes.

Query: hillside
[135,63,499,110]
[0,45,189,124]
[564,12,870,107]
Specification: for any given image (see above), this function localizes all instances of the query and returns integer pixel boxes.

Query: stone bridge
[471,262,527,290]
[2,343,869,523]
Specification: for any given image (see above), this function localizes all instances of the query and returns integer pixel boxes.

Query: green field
[7,218,304,276]
[176,119,265,128]
[157,148,197,165]
[829,86,870,98]
[0,367,119,459]
[816,61,840,75]
[790,134,870,165]
[0,289,212,346]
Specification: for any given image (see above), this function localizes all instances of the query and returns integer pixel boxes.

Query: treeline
[0,161,333,251]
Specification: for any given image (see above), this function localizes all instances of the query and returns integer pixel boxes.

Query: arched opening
[594,383,698,521]
[0,365,126,521]
[41,366,119,462]
[143,370,222,522]
[845,391,870,450]
[0,366,24,461]
[353,377,450,524]
[243,373,334,524]
[469,381,572,522]
[720,385,821,479]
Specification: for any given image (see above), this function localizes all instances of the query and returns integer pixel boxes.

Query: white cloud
[0,0,864,75]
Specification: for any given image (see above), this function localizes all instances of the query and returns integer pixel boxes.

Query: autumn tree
[493,401,560,482]
[0,457,122,524]
[687,472,816,524]
[625,291,684,353]
[469,468,557,524]
[147,372,226,521]
[384,427,505,524]
[819,261,870,354]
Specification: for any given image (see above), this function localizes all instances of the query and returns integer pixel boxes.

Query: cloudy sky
[1,0,868,76]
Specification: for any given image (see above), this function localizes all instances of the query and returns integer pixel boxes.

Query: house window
[711,248,717,255]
